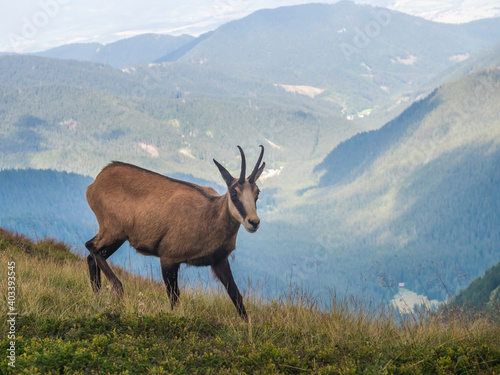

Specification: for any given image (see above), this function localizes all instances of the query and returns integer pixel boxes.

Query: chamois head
[213,145,265,233]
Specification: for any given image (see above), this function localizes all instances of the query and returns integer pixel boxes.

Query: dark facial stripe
[232,193,247,220]
[230,184,248,220]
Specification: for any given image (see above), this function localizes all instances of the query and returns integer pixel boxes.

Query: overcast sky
[1,0,334,53]
[1,0,498,53]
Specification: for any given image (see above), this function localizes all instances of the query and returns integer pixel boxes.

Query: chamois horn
[248,145,265,183]
[237,145,246,184]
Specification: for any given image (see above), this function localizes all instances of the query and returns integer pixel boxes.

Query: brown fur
[85,147,265,320]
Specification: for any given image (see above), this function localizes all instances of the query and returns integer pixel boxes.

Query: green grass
[1,228,499,374]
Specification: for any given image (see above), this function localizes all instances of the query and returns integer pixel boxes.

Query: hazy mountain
[2,0,499,54]
[315,43,500,189]
[36,43,103,63]
[36,34,194,68]
[26,2,500,126]
[313,89,439,188]
[171,1,500,123]
[155,31,214,63]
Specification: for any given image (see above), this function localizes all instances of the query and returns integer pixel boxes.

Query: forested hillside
[295,66,500,303]
[2,2,500,182]
[314,88,440,187]
[452,261,500,311]
[0,57,356,181]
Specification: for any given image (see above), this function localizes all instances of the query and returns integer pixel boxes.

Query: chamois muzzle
[247,218,260,232]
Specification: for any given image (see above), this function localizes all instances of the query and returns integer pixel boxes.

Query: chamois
[85,146,265,320]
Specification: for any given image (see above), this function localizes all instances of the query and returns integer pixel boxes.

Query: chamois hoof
[112,282,124,296]
[90,282,101,294]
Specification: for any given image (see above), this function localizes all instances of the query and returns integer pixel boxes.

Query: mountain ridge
[35,33,195,68]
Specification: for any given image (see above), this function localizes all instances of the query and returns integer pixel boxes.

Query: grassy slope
[1,228,499,374]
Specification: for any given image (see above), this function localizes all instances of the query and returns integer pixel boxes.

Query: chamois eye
[230,190,238,200]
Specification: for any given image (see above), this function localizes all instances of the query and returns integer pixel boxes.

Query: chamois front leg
[161,261,180,309]
[211,257,248,321]
[87,254,101,292]
[85,237,125,295]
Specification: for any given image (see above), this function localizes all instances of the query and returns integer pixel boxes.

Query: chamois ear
[213,159,234,187]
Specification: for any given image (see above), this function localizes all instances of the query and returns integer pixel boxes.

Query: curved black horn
[237,145,246,184]
[248,145,265,183]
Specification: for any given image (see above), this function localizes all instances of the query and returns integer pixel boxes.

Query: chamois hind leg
[85,236,125,295]
[211,257,248,321]
[160,260,180,310]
